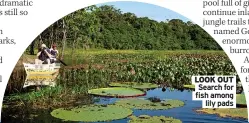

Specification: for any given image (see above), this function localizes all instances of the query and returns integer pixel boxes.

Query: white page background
[0,0,247,122]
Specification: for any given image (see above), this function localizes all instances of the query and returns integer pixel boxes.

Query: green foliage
[30,5,221,52]
[236,94,246,105]
[6,50,238,109]
[4,85,95,109]
[87,87,145,97]
[129,115,182,123]
[58,50,237,89]
[196,108,247,119]
[183,85,195,89]
[6,86,64,102]
[51,105,133,122]
[114,98,184,110]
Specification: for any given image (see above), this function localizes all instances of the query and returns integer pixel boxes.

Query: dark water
[90,88,247,123]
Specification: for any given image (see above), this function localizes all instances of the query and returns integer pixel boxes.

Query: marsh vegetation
[2,3,247,123]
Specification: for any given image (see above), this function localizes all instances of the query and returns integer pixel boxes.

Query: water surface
[93,88,247,123]
[3,88,246,123]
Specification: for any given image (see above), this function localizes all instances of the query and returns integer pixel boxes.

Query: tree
[29,5,220,51]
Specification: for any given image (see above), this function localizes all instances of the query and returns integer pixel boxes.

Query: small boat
[23,63,61,88]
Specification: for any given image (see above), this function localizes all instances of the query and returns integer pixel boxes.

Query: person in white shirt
[50,44,59,63]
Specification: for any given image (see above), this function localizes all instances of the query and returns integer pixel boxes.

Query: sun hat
[41,44,47,48]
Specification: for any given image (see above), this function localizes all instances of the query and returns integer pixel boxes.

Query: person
[50,44,59,63]
[35,44,52,64]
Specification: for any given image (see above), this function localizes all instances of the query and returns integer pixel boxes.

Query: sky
[96,1,190,22]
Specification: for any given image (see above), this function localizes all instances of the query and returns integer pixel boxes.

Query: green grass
[6,86,64,101]
[64,49,225,58]
[23,49,226,66]
[61,49,227,65]
[129,115,182,123]
[5,85,93,109]
[51,105,133,122]
[62,49,225,55]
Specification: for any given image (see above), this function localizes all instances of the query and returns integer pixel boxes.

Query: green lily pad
[109,82,158,89]
[183,84,195,89]
[114,98,184,110]
[196,108,247,119]
[237,94,246,105]
[129,115,182,123]
[88,87,146,97]
[51,105,132,122]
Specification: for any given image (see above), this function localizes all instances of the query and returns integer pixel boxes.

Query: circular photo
[2,1,246,123]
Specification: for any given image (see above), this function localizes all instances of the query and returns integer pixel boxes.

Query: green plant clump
[236,94,246,105]
[183,84,195,89]
[114,98,184,110]
[88,87,146,97]
[51,105,132,122]
[128,115,182,123]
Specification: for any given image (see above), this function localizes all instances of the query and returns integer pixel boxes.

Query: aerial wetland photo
[1,1,247,123]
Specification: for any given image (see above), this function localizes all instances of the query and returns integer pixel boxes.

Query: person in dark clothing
[35,44,52,64]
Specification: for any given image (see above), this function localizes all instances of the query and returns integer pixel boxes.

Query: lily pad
[196,108,247,119]
[88,87,146,98]
[129,115,182,123]
[183,84,195,89]
[51,105,132,122]
[237,94,246,105]
[109,82,158,89]
[114,98,184,110]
